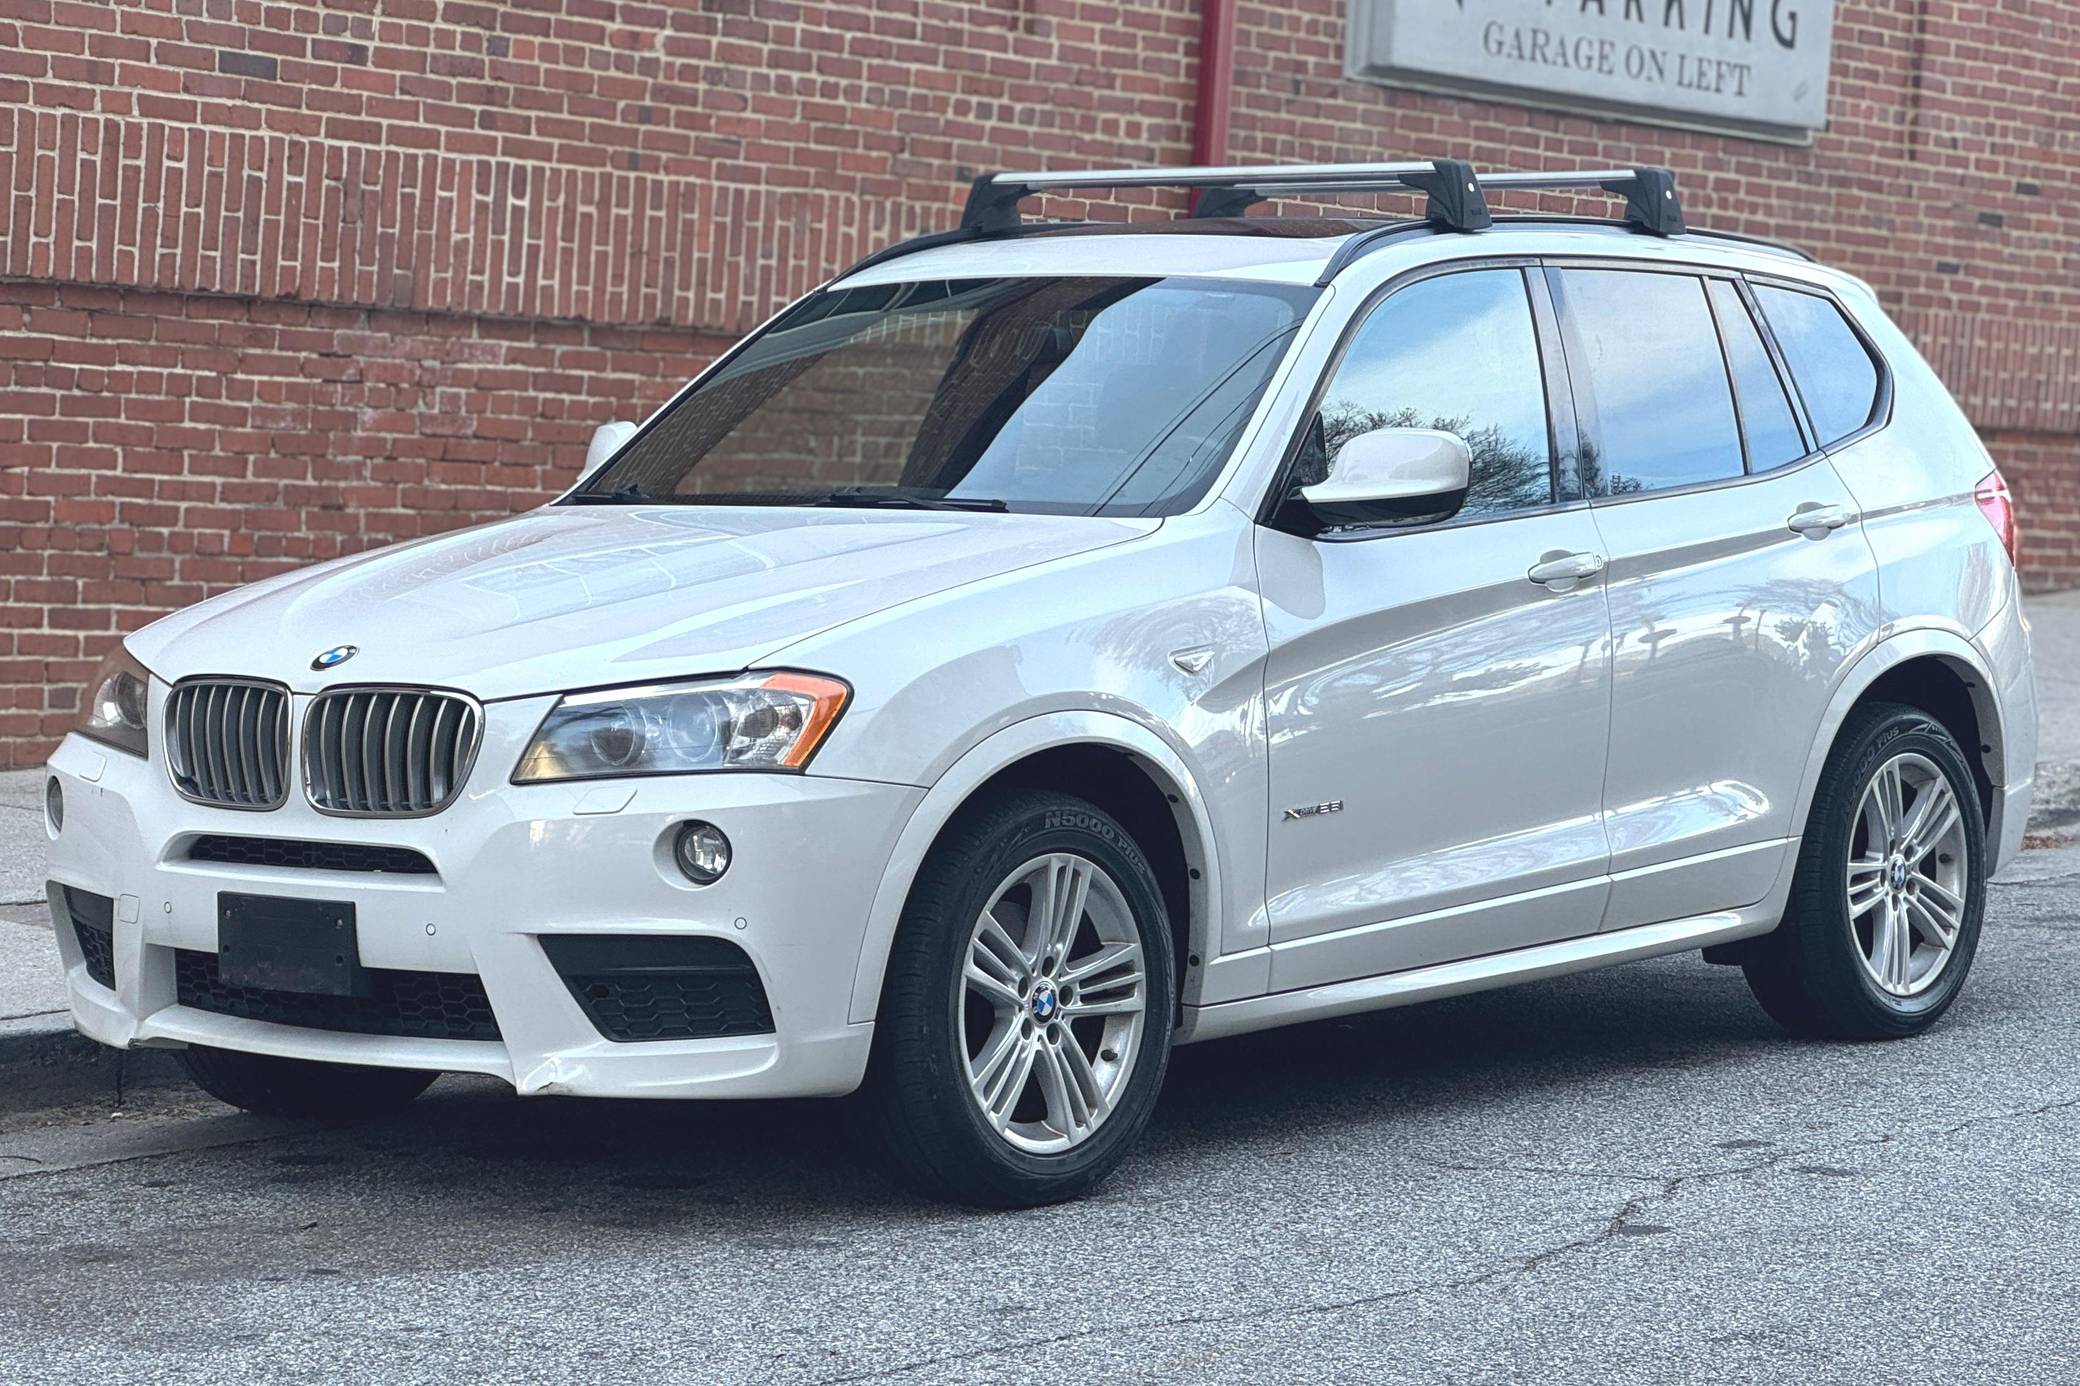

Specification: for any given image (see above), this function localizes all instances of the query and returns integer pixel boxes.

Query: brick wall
[1,0,2075,767]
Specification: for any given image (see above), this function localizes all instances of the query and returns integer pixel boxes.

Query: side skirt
[1176,907,1776,1045]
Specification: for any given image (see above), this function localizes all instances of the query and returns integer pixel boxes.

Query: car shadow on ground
[242,954,1811,1226]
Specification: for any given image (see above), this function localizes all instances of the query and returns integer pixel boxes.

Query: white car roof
[832,229,1350,288]
[830,218,1843,297]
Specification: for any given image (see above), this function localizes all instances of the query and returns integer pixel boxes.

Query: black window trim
[1532,256,1895,513]
[1743,272,1895,454]
[1700,272,1818,476]
[1256,253,1895,533]
[1700,275,1759,476]
[1526,266,1586,504]
[1254,255,1580,541]
[1726,274,1818,457]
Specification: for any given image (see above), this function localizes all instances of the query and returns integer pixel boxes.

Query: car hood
[129,505,1156,699]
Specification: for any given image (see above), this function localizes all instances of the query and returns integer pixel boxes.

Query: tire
[862,788,1177,1208]
[1742,702,1987,1040]
[182,1045,438,1119]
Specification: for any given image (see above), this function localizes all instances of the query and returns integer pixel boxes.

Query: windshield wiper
[566,485,1009,511]
[567,482,652,505]
[813,487,1008,513]
[567,488,815,507]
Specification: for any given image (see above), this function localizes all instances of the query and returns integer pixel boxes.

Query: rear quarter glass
[1752,284,1882,446]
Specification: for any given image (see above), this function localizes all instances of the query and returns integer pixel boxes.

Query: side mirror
[1300,426,1472,528]
[580,420,639,484]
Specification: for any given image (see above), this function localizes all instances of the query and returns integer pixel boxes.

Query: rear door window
[1707,279,1808,471]
[1550,268,1744,496]
[1752,284,1883,446]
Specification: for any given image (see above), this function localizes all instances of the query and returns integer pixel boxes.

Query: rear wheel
[1742,703,1986,1039]
[863,789,1176,1207]
[183,1045,437,1119]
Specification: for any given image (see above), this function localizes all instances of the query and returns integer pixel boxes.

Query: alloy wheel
[960,853,1149,1154]
[1846,751,1969,998]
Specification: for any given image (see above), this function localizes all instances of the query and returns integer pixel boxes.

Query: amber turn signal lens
[758,672,851,769]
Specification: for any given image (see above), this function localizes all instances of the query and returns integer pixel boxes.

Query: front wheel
[1742,702,1986,1040]
[183,1045,438,1119]
[863,789,1176,1207]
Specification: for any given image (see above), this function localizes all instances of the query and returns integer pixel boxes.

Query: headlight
[513,672,850,783]
[74,645,152,757]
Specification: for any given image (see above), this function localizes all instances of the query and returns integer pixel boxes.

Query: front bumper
[43,704,924,1101]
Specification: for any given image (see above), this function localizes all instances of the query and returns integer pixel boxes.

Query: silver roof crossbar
[980,160,1442,189]
[1478,167,1685,235]
[959,159,1686,238]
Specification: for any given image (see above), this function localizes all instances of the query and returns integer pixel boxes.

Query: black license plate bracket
[217,893,366,996]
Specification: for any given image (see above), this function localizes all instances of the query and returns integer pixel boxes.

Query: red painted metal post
[1191,0,1239,204]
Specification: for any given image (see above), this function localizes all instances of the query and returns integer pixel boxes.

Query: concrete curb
[0,1020,187,1118]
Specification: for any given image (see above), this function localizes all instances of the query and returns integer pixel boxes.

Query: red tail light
[1975,469,2021,570]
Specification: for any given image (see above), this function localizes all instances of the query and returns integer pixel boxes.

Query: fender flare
[845,710,1224,1024]
[1787,625,2005,846]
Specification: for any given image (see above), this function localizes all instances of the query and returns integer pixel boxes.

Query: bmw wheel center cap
[1031,980,1059,1022]
[311,645,358,671]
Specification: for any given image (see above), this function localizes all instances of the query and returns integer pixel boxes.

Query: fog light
[673,821,731,885]
[45,776,63,834]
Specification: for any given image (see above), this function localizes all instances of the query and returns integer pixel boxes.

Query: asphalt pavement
[5,871,2080,1383]
[3,593,2079,1382]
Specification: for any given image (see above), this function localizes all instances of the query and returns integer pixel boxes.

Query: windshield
[577,275,1317,516]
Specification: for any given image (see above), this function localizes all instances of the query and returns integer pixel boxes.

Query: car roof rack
[962,160,1686,238]
[838,160,1703,283]
[962,159,1491,234]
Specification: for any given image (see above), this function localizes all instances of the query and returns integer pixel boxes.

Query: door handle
[1788,503,1850,538]
[1527,552,1607,590]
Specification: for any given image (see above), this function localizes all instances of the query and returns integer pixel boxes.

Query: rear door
[1545,264,1884,930]
[1748,280,1989,630]
[1257,264,1615,989]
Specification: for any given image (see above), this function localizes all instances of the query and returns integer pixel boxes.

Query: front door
[1257,265,1615,992]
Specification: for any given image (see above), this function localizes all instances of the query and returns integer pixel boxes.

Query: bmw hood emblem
[311,645,359,671]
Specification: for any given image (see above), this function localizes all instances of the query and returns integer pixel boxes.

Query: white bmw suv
[46,162,2037,1206]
